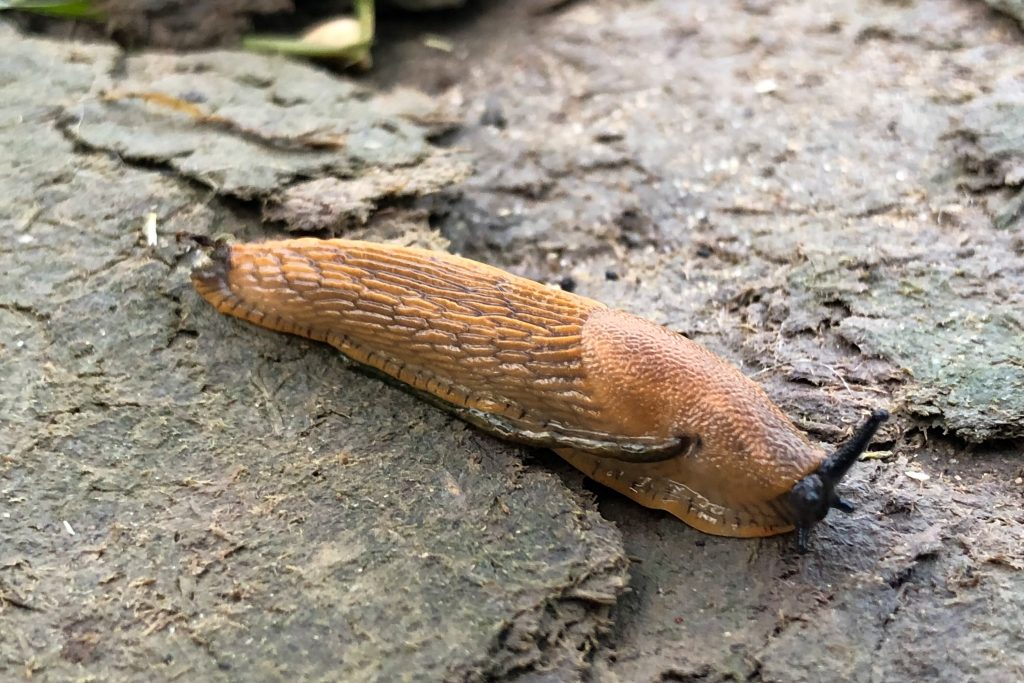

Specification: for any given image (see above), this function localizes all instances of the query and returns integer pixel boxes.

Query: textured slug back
[580,308,824,505]
[192,238,609,437]
[193,237,828,535]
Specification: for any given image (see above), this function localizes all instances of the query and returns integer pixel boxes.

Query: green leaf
[0,0,104,19]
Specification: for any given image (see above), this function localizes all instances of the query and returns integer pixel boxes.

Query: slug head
[786,409,889,552]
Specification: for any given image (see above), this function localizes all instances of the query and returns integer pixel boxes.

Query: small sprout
[302,17,364,50]
[243,0,375,68]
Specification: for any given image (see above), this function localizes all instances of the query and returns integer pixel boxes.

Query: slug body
[192,237,886,546]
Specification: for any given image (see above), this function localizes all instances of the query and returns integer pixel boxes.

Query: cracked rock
[61,48,470,219]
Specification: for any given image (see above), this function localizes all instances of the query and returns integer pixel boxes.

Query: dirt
[986,0,1024,26]
[2,1,1023,682]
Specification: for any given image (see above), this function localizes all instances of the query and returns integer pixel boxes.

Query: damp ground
[1,1,1022,681]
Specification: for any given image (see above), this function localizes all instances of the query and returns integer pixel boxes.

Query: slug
[189,236,888,550]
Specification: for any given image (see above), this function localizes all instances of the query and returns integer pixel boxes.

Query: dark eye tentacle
[819,409,891,486]
[790,409,889,553]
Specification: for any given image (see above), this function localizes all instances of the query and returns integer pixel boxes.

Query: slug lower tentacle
[189,236,887,548]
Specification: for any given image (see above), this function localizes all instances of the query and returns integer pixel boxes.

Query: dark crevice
[107,50,128,80]
[656,665,713,682]
[0,301,52,323]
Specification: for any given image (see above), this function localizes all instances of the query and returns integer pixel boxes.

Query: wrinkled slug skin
[192,238,826,538]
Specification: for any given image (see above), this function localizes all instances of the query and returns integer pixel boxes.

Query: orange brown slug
[189,237,887,550]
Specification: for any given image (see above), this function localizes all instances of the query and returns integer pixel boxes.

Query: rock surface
[3,1,1024,681]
